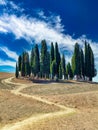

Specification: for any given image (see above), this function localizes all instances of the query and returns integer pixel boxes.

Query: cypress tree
[45,51,50,78]
[84,41,89,78]
[54,42,61,76]
[33,44,40,76]
[84,42,96,81]
[59,63,62,79]
[80,49,85,78]
[66,62,73,79]
[50,42,54,64]
[88,44,96,81]
[90,48,95,79]
[72,54,75,75]
[18,55,22,72]
[15,63,19,78]
[21,52,25,76]
[24,52,30,76]
[61,54,66,79]
[30,47,34,74]
[40,40,49,78]
[72,43,81,79]
[50,60,57,79]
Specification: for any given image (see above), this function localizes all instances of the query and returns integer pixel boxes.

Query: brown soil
[0,73,98,130]
[0,90,60,126]
[21,81,98,130]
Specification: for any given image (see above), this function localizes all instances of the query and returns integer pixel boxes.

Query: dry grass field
[0,73,60,129]
[0,90,60,126]
[0,72,98,130]
[22,81,98,130]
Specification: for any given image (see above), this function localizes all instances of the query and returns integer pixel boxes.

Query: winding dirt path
[1,77,76,130]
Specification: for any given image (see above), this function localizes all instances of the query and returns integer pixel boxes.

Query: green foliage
[15,63,19,78]
[54,42,61,76]
[40,40,50,78]
[24,52,30,76]
[18,55,22,71]
[50,42,54,64]
[80,49,85,77]
[66,62,73,79]
[59,63,62,79]
[84,41,89,77]
[21,52,25,76]
[30,47,34,73]
[21,52,30,76]
[71,54,75,75]
[72,43,81,77]
[33,44,40,76]
[84,41,96,81]
[61,54,66,79]
[45,51,50,78]
[16,39,96,81]
[50,60,57,79]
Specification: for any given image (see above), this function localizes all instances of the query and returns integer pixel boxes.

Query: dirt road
[1,77,75,130]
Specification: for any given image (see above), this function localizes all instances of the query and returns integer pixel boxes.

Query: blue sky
[0,0,98,82]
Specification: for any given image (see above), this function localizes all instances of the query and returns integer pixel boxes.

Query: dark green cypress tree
[21,52,25,76]
[15,63,19,78]
[80,49,85,78]
[72,43,81,78]
[84,41,89,78]
[54,42,61,76]
[72,54,75,75]
[61,54,66,79]
[18,55,22,72]
[50,60,57,79]
[24,52,30,76]
[40,40,49,78]
[59,63,62,79]
[88,44,96,81]
[87,44,91,78]
[30,47,34,74]
[45,51,50,78]
[50,42,54,64]
[33,44,40,76]
[66,62,73,79]
[90,48,95,78]
[50,42,54,74]
[84,42,96,81]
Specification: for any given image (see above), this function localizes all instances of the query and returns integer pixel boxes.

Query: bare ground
[0,74,75,130]
[21,80,98,130]
[0,72,98,130]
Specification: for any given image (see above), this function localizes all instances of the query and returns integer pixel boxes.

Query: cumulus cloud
[0,46,18,60]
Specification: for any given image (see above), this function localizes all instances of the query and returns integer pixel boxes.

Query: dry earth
[0,73,75,130]
[0,72,98,130]
[22,80,98,130]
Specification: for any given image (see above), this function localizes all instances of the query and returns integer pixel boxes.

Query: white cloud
[0,26,7,33]
[37,10,47,19]
[0,0,24,13]
[0,59,16,67]
[0,46,18,60]
[9,1,24,12]
[0,13,98,60]
[0,0,6,5]
[0,14,76,51]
